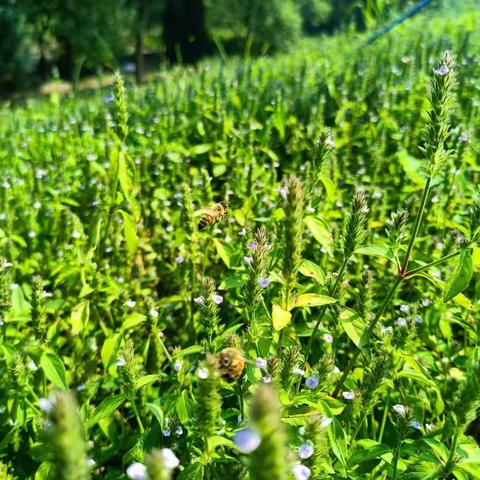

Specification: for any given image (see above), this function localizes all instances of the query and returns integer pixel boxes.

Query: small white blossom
[255,358,267,369]
[173,360,182,372]
[159,448,180,470]
[149,308,159,318]
[194,296,205,305]
[342,391,355,400]
[292,464,311,480]
[126,462,147,480]
[212,294,223,304]
[126,300,136,308]
[323,333,333,343]
[298,442,314,459]
[116,357,126,367]
[393,404,406,416]
[39,398,54,413]
[396,317,407,327]
[197,367,209,379]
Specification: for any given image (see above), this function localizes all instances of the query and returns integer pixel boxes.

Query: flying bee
[198,202,228,230]
[216,347,245,382]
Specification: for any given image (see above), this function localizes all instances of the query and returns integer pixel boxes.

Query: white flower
[175,426,184,436]
[422,298,431,307]
[320,417,333,428]
[175,256,184,264]
[292,464,311,480]
[159,448,180,470]
[173,360,182,372]
[212,294,223,304]
[39,398,54,413]
[233,427,261,453]
[342,391,355,400]
[149,308,159,318]
[410,420,421,430]
[255,358,267,369]
[194,296,205,305]
[396,317,407,327]
[197,367,209,379]
[72,230,81,239]
[298,442,314,459]
[399,305,409,313]
[393,404,406,416]
[27,360,38,371]
[244,256,253,265]
[116,357,126,367]
[435,64,449,76]
[323,333,333,343]
[126,299,136,308]
[126,462,147,480]
[293,367,305,376]
[263,375,272,384]
[87,458,96,467]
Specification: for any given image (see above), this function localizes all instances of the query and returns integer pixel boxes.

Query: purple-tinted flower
[212,294,223,304]
[258,278,270,288]
[410,420,421,430]
[320,417,332,428]
[255,358,267,369]
[305,377,319,389]
[393,404,406,416]
[414,316,423,324]
[173,360,182,372]
[194,296,205,305]
[292,464,311,480]
[435,64,449,76]
[399,304,409,313]
[323,333,333,343]
[175,256,184,264]
[342,391,355,400]
[298,442,314,459]
[247,241,256,250]
[233,427,261,453]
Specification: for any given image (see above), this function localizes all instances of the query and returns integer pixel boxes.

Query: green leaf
[35,461,55,480]
[328,417,348,466]
[136,374,161,390]
[213,238,232,268]
[348,439,391,467]
[173,345,204,358]
[121,313,146,331]
[319,173,335,200]
[398,462,441,480]
[87,394,126,428]
[40,352,68,390]
[146,402,165,430]
[119,210,139,258]
[444,249,473,302]
[70,300,89,335]
[355,244,393,260]
[101,333,122,369]
[176,390,192,424]
[291,293,336,309]
[189,143,212,156]
[339,308,367,348]
[298,259,325,283]
[304,216,333,255]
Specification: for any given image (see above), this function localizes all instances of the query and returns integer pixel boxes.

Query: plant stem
[332,274,403,397]
[304,256,349,364]
[378,390,390,443]
[392,438,402,480]
[444,431,458,477]
[131,400,145,433]
[400,176,432,273]
[405,249,461,277]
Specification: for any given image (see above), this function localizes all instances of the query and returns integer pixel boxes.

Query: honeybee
[216,347,245,382]
[198,202,228,230]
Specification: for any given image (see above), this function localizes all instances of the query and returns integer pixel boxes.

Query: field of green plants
[1,7,480,480]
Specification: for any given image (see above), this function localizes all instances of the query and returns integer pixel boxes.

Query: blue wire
[364,0,434,45]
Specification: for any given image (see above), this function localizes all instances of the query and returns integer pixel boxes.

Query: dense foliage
[0,0,452,93]
[1,5,480,480]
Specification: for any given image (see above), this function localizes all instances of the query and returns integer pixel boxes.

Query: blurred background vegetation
[0,0,476,95]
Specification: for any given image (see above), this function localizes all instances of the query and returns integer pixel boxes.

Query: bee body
[216,347,245,382]
[198,202,228,230]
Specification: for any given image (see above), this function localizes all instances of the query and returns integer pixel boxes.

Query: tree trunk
[135,0,146,83]
[163,0,209,64]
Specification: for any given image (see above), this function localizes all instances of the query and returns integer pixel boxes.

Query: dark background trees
[0,0,446,95]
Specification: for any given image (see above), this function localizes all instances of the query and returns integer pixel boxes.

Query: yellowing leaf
[304,216,333,255]
[339,308,367,349]
[272,303,291,331]
[292,293,336,309]
[444,249,473,302]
